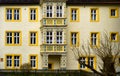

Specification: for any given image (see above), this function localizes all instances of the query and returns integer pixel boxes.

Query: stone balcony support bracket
[42,54,48,69]
[60,54,66,69]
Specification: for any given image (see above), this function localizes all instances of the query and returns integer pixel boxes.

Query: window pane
[72,9,77,20]
[111,9,116,16]
[14,9,19,20]
[14,56,20,67]
[6,56,12,67]
[56,6,62,17]
[6,9,12,20]
[91,9,97,21]
[80,57,86,68]
[111,33,117,41]
[56,31,62,43]
[91,33,97,46]
[14,32,20,44]
[6,32,12,44]
[88,57,94,68]
[30,9,36,20]
[46,31,52,44]
[71,33,77,45]
[30,32,37,44]
[30,56,36,67]
[46,6,52,17]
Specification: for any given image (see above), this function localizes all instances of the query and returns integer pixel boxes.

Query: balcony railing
[40,45,66,52]
[41,18,67,26]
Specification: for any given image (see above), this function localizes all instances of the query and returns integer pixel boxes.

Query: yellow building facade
[0,0,120,72]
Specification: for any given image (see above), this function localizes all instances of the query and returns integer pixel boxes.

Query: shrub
[20,63,32,72]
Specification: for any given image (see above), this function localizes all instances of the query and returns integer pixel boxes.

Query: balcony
[41,18,67,27]
[40,45,66,55]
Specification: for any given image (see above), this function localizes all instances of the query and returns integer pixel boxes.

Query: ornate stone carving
[42,54,48,69]
[60,54,66,69]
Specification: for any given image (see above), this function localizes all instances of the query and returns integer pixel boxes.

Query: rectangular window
[80,57,86,69]
[90,32,99,46]
[46,31,52,44]
[6,31,21,46]
[29,8,38,21]
[29,32,38,45]
[110,8,118,18]
[6,9,12,20]
[79,56,96,70]
[6,32,12,44]
[110,32,118,42]
[14,32,20,44]
[70,8,79,22]
[56,6,62,17]
[6,8,21,21]
[71,32,79,47]
[14,56,20,68]
[6,55,21,69]
[56,31,62,44]
[90,8,99,22]
[6,56,12,68]
[30,55,38,69]
[46,6,52,17]
[88,57,94,68]
[14,9,20,20]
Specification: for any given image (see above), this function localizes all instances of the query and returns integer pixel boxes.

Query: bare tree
[72,32,120,76]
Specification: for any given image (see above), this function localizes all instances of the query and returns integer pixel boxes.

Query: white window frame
[71,33,77,45]
[56,31,62,44]
[6,32,20,45]
[6,9,12,20]
[14,56,20,68]
[30,56,36,68]
[6,8,20,21]
[80,57,86,69]
[91,9,96,20]
[91,33,97,46]
[14,9,19,20]
[72,9,77,20]
[88,57,94,68]
[14,32,20,44]
[6,32,12,44]
[6,56,12,67]
[46,5,52,17]
[30,32,36,44]
[56,6,62,17]
[30,9,36,20]
[46,31,53,44]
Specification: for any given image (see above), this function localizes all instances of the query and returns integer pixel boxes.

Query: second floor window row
[6,8,38,21]
[5,7,119,22]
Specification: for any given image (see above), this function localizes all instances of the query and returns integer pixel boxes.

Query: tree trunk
[102,57,116,76]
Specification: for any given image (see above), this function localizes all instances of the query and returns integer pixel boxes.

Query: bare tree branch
[72,32,120,76]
